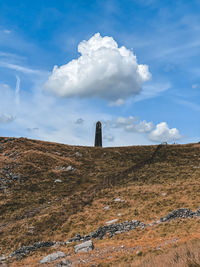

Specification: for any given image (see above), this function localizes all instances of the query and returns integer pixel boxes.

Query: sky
[0,0,199,146]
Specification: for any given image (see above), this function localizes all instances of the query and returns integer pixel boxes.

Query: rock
[75,152,82,157]
[86,220,146,240]
[106,219,118,225]
[66,166,73,171]
[103,206,110,210]
[74,240,94,253]
[114,197,125,202]
[115,231,122,234]
[160,208,196,222]
[196,207,200,215]
[56,259,72,267]
[39,251,66,264]
[161,192,167,196]
[10,241,55,258]
[55,179,62,183]
[0,255,6,261]
[28,226,34,234]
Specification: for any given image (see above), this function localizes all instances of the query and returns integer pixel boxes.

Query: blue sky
[0,0,199,146]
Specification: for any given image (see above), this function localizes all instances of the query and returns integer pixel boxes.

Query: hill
[0,137,200,266]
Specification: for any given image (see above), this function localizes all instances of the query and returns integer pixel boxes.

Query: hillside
[0,137,200,266]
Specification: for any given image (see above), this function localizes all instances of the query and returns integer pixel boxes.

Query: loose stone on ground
[39,251,66,264]
[74,240,94,253]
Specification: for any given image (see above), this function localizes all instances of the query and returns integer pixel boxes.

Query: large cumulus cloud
[44,33,151,104]
[149,122,181,142]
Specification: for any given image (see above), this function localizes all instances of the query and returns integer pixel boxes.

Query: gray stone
[74,240,94,253]
[56,259,72,267]
[40,251,66,264]
[10,241,55,258]
[160,208,196,222]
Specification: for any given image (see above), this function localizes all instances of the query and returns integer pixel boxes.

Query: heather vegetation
[0,137,200,266]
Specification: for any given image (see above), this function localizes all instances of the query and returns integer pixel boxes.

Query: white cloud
[133,82,171,103]
[44,33,151,103]
[15,75,20,105]
[105,116,154,133]
[0,113,15,123]
[103,134,114,142]
[148,122,181,142]
[0,61,47,75]
[3,29,11,34]
[192,84,198,89]
[126,120,154,133]
[0,83,10,91]
[109,98,125,106]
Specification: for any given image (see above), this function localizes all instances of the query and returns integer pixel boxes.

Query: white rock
[161,192,167,196]
[0,255,6,261]
[55,179,62,183]
[39,251,66,263]
[74,240,94,253]
[66,166,73,171]
[103,206,110,210]
[114,197,125,202]
[106,219,118,225]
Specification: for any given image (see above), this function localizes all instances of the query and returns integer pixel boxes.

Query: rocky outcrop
[67,220,146,242]
[8,207,200,259]
[67,208,200,243]
[74,240,94,253]
[39,251,66,264]
[10,241,55,258]
[160,208,198,222]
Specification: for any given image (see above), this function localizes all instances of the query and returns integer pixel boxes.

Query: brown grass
[0,137,200,266]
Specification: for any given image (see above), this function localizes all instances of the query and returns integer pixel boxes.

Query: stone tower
[94,121,102,147]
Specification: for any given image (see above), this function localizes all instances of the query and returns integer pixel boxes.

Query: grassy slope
[0,137,200,266]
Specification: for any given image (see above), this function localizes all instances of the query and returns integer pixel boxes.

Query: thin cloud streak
[0,61,47,75]
[15,75,20,105]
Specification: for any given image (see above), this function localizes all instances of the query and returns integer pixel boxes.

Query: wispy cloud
[133,82,171,102]
[15,75,20,105]
[0,61,46,75]
[177,99,200,112]
[0,113,15,123]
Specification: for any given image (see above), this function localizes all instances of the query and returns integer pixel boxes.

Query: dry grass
[125,239,200,267]
[0,137,200,266]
